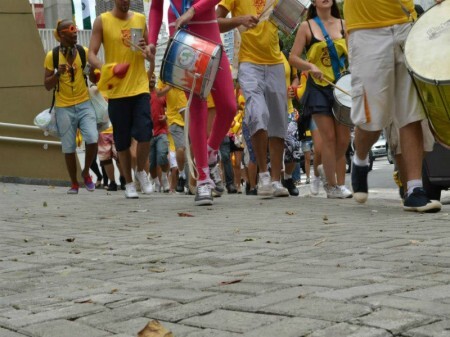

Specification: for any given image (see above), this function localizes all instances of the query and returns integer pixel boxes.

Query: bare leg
[268,137,284,182]
[64,153,78,185]
[82,143,98,178]
[399,121,423,181]
[251,129,268,173]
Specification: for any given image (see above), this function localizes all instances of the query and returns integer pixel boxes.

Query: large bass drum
[404,1,450,148]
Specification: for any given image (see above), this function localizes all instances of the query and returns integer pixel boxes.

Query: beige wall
[0,0,71,185]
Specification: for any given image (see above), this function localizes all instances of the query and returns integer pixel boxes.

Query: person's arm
[44,52,67,91]
[88,16,104,72]
[156,85,172,97]
[146,0,164,64]
[216,5,259,33]
[288,21,323,81]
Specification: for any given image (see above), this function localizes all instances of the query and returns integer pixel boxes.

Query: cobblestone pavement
[0,182,449,337]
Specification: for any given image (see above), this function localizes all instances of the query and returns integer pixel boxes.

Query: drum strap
[169,0,193,19]
[313,16,345,82]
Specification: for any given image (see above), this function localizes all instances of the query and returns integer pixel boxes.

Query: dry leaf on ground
[137,320,173,337]
[178,212,194,217]
[220,279,243,285]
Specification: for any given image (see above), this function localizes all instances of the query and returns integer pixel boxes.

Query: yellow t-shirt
[156,79,186,127]
[101,11,149,99]
[44,47,90,107]
[306,38,347,86]
[344,0,416,32]
[282,53,294,114]
[219,0,284,65]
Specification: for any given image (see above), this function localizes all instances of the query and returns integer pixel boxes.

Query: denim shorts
[301,139,313,152]
[108,93,152,151]
[150,133,169,170]
[55,100,98,153]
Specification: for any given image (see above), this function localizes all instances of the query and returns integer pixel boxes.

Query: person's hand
[159,114,167,121]
[308,64,323,81]
[57,64,68,75]
[137,37,148,56]
[145,43,156,63]
[239,15,259,29]
[175,7,195,31]
[287,86,296,99]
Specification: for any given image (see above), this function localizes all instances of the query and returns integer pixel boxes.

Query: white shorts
[348,23,426,131]
[386,119,434,155]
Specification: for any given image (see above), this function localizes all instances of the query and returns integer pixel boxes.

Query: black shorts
[301,78,334,117]
[108,93,152,151]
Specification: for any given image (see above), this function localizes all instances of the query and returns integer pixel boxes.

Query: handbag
[88,86,110,131]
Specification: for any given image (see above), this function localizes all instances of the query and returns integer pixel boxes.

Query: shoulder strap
[51,46,60,102]
[312,16,344,82]
[75,44,88,87]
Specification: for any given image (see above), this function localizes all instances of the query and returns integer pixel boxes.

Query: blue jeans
[150,134,169,170]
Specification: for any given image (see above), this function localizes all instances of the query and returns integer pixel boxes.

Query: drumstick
[128,40,146,53]
[321,76,351,96]
[258,0,276,19]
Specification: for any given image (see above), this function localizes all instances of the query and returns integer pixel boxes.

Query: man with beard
[44,19,98,194]
[88,0,154,199]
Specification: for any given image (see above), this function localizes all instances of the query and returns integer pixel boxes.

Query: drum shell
[332,73,353,127]
[269,0,311,34]
[160,30,222,99]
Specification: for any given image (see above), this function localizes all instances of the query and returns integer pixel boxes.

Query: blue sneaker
[83,175,95,192]
[351,163,370,203]
[403,187,441,213]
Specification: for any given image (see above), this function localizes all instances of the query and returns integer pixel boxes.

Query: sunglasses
[59,25,78,33]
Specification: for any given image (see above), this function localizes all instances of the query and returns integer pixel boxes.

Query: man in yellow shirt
[44,19,98,195]
[88,0,154,199]
[217,0,289,198]
[344,0,443,213]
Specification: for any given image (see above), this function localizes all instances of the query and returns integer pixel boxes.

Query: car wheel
[422,161,442,201]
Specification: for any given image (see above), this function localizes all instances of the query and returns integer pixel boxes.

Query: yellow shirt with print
[44,47,90,107]
[101,11,149,99]
[344,0,416,32]
[219,0,284,65]
[157,79,186,127]
[282,53,295,114]
[306,38,347,86]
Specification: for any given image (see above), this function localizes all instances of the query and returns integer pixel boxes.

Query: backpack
[50,45,88,110]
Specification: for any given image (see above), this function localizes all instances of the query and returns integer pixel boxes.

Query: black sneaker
[119,176,126,191]
[246,188,258,196]
[227,184,238,194]
[176,176,186,194]
[195,183,213,206]
[403,187,441,213]
[107,182,118,191]
[351,163,370,203]
[282,178,299,196]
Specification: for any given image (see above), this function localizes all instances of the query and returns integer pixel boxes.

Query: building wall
[0,0,69,184]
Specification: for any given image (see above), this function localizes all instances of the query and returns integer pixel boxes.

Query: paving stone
[396,284,450,301]
[309,322,391,337]
[0,327,27,337]
[403,320,450,337]
[313,283,403,301]
[244,316,332,337]
[260,298,372,322]
[22,319,110,337]
[351,308,434,335]
[180,309,282,333]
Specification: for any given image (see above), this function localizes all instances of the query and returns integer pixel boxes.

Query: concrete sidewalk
[0,182,449,337]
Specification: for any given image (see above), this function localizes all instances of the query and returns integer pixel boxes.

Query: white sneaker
[310,176,320,195]
[317,165,327,186]
[161,173,170,193]
[258,172,274,197]
[272,181,289,197]
[338,185,353,198]
[135,170,153,194]
[125,182,139,199]
[325,185,347,199]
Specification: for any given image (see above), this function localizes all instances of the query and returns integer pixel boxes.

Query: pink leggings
[186,44,236,182]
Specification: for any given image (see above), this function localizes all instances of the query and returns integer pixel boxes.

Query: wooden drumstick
[128,40,146,53]
[321,76,351,96]
[258,0,276,19]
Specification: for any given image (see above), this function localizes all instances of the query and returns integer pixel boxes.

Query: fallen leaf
[313,238,327,246]
[243,238,254,242]
[129,209,149,213]
[148,267,166,273]
[286,211,295,215]
[43,201,48,207]
[178,212,194,217]
[220,279,242,285]
[298,294,305,299]
[138,320,173,337]
[65,237,75,242]
[74,299,94,304]
[26,251,35,255]
[110,288,119,294]
[323,215,328,221]
[410,240,422,245]
[23,239,29,243]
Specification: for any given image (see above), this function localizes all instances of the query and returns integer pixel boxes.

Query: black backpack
[50,45,88,111]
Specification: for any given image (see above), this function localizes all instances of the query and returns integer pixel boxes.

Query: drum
[404,0,450,148]
[332,73,354,127]
[160,29,222,99]
[269,0,311,35]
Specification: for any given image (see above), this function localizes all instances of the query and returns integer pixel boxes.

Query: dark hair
[414,4,424,17]
[306,0,341,20]
[56,19,72,33]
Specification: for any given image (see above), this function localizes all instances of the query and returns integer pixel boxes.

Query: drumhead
[334,73,352,109]
[404,1,450,83]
